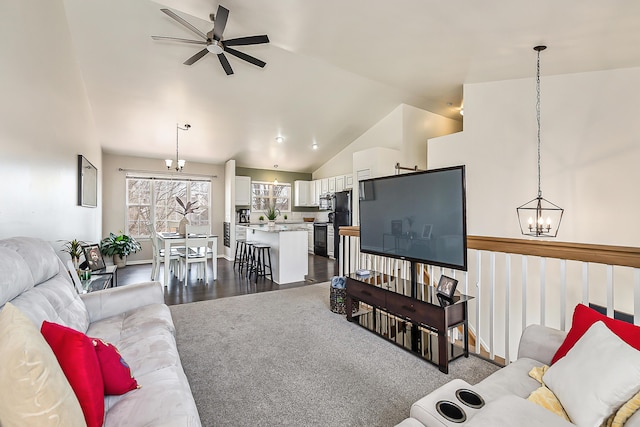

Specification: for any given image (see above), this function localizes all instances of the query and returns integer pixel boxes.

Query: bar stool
[233,238,247,271]
[251,244,273,282]
[240,241,256,276]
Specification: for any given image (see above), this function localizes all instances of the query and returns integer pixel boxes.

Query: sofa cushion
[0,237,60,292]
[544,321,640,427]
[103,365,201,427]
[0,303,86,426]
[94,339,139,395]
[551,303,640,364]
[85,303,175,345]
[465,395,575,427]
[41,321,105,427]
[474,357,542,403]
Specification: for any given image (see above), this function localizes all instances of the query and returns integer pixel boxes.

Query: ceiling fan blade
[212,5,229,41]
[223,46,266,68]
[183,48,209,65]
[217,53,234,75]
[161,8,207,40]
[223,35,270,47]
[151,36,207,45]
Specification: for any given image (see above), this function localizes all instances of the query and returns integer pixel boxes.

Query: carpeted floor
[170,283,499,427]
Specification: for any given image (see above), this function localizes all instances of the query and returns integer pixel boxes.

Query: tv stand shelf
[345,271,472,373]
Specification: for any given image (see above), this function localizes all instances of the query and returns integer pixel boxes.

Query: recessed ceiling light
[312,143,318,150]
[275,136,284,143]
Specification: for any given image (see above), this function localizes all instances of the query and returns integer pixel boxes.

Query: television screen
[358,165,467,271]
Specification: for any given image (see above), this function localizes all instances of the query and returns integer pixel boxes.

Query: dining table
[157,232,218,285]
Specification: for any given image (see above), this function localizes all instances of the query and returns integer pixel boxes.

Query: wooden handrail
[338,227,640,268]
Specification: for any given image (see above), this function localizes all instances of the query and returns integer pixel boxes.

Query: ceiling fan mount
[151,5,269,75]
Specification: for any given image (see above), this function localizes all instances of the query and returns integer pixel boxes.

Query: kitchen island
[241,224,309,284]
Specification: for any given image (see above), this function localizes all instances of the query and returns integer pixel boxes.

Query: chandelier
[165,123,190,172]
[516,46,564,237]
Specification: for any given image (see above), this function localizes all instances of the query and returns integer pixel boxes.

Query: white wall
[429,67,640,247]
[0,0,102,245]
[313,104,461,179]
[102,153,225,263]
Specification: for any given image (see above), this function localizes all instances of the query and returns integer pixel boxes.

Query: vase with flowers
[177,197,199,235]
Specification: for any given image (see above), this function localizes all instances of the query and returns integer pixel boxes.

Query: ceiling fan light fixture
[206,42,223,55]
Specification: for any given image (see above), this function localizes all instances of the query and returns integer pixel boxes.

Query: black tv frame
[358,165,468,272]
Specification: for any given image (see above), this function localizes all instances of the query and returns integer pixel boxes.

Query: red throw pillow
[93,338,139,395]
[41,321,105,427]
[551,303,640,364]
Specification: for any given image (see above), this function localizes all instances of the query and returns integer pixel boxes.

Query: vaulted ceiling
[62,0,640,172]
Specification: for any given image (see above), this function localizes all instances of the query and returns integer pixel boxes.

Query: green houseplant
[265,203,280,225]
[59,239,87,269]
[100,232,141,268]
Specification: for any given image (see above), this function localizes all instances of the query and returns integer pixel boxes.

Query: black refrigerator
[332,190,352,258]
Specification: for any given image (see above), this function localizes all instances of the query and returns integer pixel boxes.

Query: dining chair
[179,224,210,285]
[147,223,180,281]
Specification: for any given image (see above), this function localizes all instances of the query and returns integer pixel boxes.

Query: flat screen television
[358,165,467,271]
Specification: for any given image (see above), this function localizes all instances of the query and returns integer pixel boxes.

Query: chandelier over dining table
[165,123,190,172]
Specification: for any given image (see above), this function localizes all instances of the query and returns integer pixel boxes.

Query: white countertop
[241,224,310,233]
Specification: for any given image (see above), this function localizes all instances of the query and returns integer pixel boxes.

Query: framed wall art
[78,155,97,207]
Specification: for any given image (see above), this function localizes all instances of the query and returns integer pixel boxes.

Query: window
[251,181,291,213]
[126,176,211,238]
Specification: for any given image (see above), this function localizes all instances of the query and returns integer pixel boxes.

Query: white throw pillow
[0,302,86,427]
[543,320,640,427]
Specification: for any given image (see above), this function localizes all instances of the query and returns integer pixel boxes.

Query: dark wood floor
[116,254,338,306]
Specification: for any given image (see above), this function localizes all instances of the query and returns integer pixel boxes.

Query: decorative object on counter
[265,203,280,227]
[176,196,199,235]
[436,275,459,299]
[99,232,141,268]
[283,214,288,221]
[259,215,265,222]
[303,217,315,222]
[59,239,87,271]
[516,45,564,237]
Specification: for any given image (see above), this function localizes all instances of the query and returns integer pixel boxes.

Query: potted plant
[59,239,87,270]
[265,203,280,226]
[100,232,141,268]
[258,215,265,223]
[283,214,288,222]
[177,197,199,235]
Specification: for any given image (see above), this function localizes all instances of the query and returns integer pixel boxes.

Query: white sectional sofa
[0,237,201,426]
[398,316,640,426]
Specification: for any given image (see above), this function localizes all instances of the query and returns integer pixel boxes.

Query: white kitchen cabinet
[345,174,354,189]
[335,176,345,192]
[307,224,314,253]
[309,179,317,206]
[327,226,335,259]
[314,180,322,206]
[320,178,329,195]
[328,177,336,193]
[294,180,311,206]
[235,176,251,206]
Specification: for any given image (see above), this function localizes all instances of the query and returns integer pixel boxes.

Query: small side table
[90,265,118,287]
[80,275,112,293]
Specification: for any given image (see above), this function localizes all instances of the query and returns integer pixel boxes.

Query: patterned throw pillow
[93,338,139,395]
[0,303,86,426]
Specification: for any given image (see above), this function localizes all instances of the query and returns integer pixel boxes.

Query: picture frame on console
[82,244,106,271]
[436,275,458,299]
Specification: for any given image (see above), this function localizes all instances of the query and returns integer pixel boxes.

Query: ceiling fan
[151,5,269,75]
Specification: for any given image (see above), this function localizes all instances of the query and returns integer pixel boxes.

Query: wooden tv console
[345,272,472,374]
